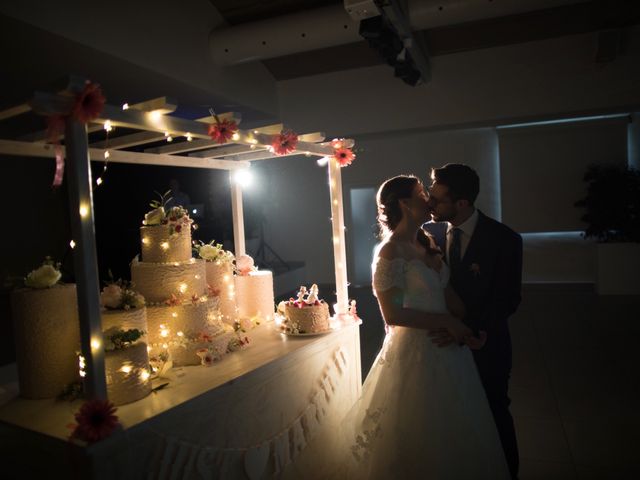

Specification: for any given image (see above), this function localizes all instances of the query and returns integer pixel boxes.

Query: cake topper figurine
[305,284,319,304]
[296,286,307,304]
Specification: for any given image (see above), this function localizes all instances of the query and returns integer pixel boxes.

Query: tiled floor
[349,283,640,479]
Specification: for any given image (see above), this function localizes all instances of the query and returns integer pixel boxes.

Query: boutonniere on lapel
[470,263,481,277]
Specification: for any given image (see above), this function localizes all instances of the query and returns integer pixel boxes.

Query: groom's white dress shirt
[446,208,479,264]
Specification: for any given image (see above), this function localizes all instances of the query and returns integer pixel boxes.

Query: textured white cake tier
[284,302,330,333]
[104,342,152,405]
[10,284,80,399]
[146,296,230,366]
[131,258,206,304]
[204,261,237,325]
[234,270,275,323]
[140,225,192,263]
[101,306,148,338]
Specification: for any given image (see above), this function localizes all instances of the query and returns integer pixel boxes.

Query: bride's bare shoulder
[376,240,403,261]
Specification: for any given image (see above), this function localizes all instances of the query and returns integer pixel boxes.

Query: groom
[422,163,522,479]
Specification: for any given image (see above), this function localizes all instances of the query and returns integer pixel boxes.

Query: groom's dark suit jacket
[423,210,523,478]
[423,210,522,364]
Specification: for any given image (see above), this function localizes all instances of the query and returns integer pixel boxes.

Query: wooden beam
[144,123,283,155]
[0,104,31,122]
[126,97,177,114]
[64,119,107,400]
[91,131,165,149]
[20,124,104,143]
[90,112,242,150]
[0,139,250,170]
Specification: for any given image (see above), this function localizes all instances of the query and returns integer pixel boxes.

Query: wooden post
[65,119,107,399]
[328,158,349,315]
[230,171,246,257]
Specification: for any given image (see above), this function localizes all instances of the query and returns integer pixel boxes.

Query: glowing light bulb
[231,133,240,141]
[160,242,169,250]
[104,150,110,159]
[305,151,311,157]
[142,237,150,245]
[103,120,113,132]
[195,274,201,279]
[96,177,103,185]
[69,240,76,249]
[166,135,173,142]
[79,204,89,218]
[223,275,229,282]
[122,103,129,110]
[177,331,184,337]
[149,110,162,122]
[147,345,152,352]
[162,343,168,349]
[120,365,132,374]
[186,132,193,142]
[253,130,259,134]
[172,312,178,318]
[139,370,150,381]
[179,283,188,293]
[160,329,169,337]
[250,144,256,150]
[90,338,101,350]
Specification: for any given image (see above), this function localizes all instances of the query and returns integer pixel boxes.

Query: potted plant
[575,164,640,294]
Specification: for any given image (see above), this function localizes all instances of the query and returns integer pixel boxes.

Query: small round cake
[284,302,330,334]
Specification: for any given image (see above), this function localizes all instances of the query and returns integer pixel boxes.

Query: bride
[335,175,510,479]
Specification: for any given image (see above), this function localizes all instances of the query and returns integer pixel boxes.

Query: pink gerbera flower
[334,147,355,167]
[70,399,119,444]
[72,82,106,124]
[271,130,298,156]
[208,119,238,144]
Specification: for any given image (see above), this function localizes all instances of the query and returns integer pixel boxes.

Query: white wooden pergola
[0,76,353,400]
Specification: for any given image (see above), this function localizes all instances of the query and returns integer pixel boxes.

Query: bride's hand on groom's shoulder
[463,331,487,350]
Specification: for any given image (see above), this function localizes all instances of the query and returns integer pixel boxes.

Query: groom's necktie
[449,227,463,272]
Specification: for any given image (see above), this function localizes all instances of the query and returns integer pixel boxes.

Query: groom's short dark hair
[431,163,479,204]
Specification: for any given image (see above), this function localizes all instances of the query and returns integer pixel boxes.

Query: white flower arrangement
[24,257,62,289]
[100,277,145,311]
[195,240,235,265]
[142,191,194,235]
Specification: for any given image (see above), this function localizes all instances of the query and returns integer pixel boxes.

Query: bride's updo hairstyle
[376,174,440,254]
[376,175,420,237]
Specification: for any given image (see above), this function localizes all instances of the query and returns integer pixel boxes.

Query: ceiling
[209,0,640,80]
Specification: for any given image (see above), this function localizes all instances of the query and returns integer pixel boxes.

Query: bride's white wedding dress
[336,257,510,479]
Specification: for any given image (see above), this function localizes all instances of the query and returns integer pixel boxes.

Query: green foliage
[150,190,172,209]
[575,165,640,242]
[108,329,145,349]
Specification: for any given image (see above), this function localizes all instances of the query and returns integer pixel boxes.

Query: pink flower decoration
[70,399,120,444]
[271,130,298,156]
[208,119,238,144]
[72,82,106,124]
[334,147,355,167]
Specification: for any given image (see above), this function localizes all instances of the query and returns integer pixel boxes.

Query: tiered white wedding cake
[131,200,234,367]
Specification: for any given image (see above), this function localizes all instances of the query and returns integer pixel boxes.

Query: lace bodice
[372,257,449,314]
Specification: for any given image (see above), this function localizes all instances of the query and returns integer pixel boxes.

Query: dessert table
[0,322,361,479]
